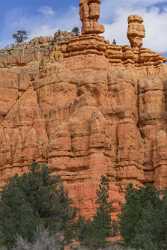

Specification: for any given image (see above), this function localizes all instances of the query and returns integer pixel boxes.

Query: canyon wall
[0,1,167,218]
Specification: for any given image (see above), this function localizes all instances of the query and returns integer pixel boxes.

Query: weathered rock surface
[127,15,145,50]
[0,2,167,219]
[80,0,104,35]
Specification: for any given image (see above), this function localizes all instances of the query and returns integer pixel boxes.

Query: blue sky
[0,0,167,55]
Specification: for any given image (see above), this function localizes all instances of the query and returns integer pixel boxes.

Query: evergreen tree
[79,175,112,249]
[71,27,80,36]
[12,30,28,44]
[93,175,112,240]
[0,178,37,248]
[119,184,167,250]
[0,163,75,249]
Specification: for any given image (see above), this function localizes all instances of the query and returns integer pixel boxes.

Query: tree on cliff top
[0,162,75,249]
[78,175,113,249]
[12,30,28,44]
[71,27,80,36]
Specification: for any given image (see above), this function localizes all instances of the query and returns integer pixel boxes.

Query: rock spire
[79,0,104,34]
[127,15,145,49]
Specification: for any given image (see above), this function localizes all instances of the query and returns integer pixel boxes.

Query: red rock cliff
[0,1,167,219]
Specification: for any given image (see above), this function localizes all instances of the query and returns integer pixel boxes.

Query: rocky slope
[0,0,167,219]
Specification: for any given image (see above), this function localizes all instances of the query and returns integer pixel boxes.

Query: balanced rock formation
[80,0,104,34]
[127,15,145,50]
[0,1,167,219]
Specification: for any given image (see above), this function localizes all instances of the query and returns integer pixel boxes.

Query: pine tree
[92,175,112,248]
[0,163,75,249]
[12,30,28,44]
[0,178,37,248]
[79,175,112,249]
[119,184,165,250]
[71,27,80,36]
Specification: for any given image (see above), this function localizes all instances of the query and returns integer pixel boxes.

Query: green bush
[0,162,75,249]
[120,184,167,250]
[11,228,61,250]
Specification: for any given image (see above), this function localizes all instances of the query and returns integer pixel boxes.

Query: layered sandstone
[80,0,104,34]
[127,15,145,50]
[0,2,167,219]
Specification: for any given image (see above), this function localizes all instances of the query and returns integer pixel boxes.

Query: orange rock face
[0,3,167,219]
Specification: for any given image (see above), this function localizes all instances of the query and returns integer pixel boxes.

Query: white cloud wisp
[0,0,167,54]
[101,0,167,53]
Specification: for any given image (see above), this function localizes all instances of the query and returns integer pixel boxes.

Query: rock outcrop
[127,15,145,50]
[0,1,167,219]
[80,0,104,34]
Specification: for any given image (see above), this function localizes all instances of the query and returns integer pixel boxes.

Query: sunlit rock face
[80,0,104,34]
[0,1,167,219]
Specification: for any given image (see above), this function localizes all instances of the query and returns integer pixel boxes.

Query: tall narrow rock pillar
[80,0,104,34]
[127,15,145,50]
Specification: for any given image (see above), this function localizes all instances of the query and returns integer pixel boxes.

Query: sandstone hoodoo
[0,0,167,219]
[80,0,104,34]
[127,15,145,50]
